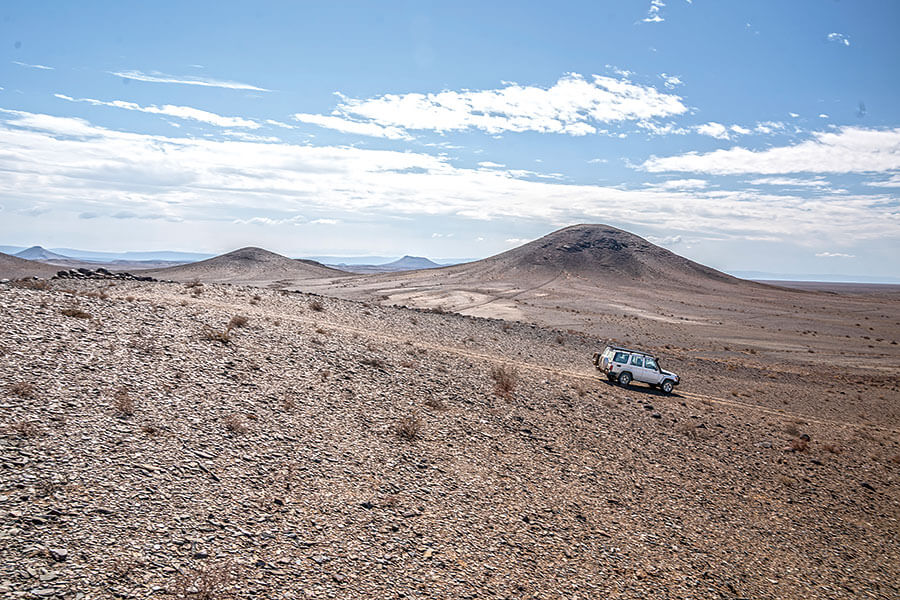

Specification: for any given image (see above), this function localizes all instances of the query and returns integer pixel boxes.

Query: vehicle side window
[613,352,629,363]
[630,355,643,367]
[645,357,658,370]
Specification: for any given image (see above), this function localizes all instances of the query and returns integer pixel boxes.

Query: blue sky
[1,1,899,278]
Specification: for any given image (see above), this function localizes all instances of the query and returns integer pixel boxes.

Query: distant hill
[0,251,61,279]
[14,246,70,261]
[333,255,445,274]
[144,247,349,284]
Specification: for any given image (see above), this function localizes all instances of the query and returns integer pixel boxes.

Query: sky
[1,0,899,279]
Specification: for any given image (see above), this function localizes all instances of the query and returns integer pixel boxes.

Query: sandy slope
[0,251,62,279]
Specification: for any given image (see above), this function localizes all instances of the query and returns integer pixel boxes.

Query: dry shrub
[778,475,795,487]
[228,315,249,329]
[202,326,231,344]
[9,381,35,399]
[574,381,589,398]
[281,396,296,411]
[424,396,446,410]
[191,286,203,296]
[224,414,248,434]
[141,423,161,436]
[9,421,41,438]
[396,413,423,441]
[677,422,699,439]
[361,356,388,369]
[171,561,234,600]
[308,299,324,312]
[555,335,565,345]
[319,369,331,381]
[784,423,801,437]
[788,437,809,452]
[113,387,134,416]
[823,443,842,454]
[61,307,91,319]
[185,280,203,289]
[125,296,135,302]
[12,278,51,290]
[315,327,328,335]
[490,365,518,398]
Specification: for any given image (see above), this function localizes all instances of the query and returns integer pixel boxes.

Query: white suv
[593,345,680,394]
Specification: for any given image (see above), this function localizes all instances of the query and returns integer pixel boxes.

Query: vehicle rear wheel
[660,380,674,394]
[617,372,632,386]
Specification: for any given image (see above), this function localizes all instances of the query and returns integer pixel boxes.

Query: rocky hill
[0,251,62,280]
[13,246,71,261]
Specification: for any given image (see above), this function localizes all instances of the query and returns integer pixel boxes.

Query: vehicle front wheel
[617,372,632,386]
[660,380,674,394]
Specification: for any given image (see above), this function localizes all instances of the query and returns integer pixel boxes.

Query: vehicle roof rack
[607,345,655,357]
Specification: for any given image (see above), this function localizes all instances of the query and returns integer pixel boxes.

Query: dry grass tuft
[784,423,801,437]
[9,381,36,399]
[823,443,842,454]
[113,387,134,417]
[490,365,519,398]
[361,356,388,369]
[8,420,42,438]
[424,396,446,410]
[61,307,92,319]
[185,279,203,289]
[171,561,234,600]
[308,299,325,312]
[396,413,423,441]
[12,278,51,290]
[224,414,248,434]
[788,437,809,453]
[228,315,249,329]
[141,423,162,436]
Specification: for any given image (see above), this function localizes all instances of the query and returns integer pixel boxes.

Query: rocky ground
[1,279,898,599]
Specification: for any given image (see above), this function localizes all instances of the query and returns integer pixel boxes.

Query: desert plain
[1,225,898,599]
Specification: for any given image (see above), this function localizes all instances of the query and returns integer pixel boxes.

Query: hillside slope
[0,251,62,279]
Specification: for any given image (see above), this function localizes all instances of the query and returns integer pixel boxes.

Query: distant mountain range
[0,245,214,262]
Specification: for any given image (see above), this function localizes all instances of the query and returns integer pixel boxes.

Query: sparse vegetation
[12,278,51,290]
[361,356,388,369]
[823,443,842,454]
[788,437,809,453]
[784,423,801,437]
[309,299,324,311]
[61,307,92,319]
[228,315,249,329]
[171,561,234,600]
[424,396,446,410]
[113,387,134,416]
[396,413,423,440]
[9,381,35,398]
[224,413,248,434]
[490,364,519,398]
[8,420,41,438]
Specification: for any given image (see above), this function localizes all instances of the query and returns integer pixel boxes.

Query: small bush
[490,365,518,398]
[361,356,388,369]
[788,437,809,452]
[113,387,134,416]
[823,443,842,454]
[396,413,423,441]
[171,562,234,600]
[424,396,445,410]
[228,315,249,329]
[224,414,248,434]
[9,421,41,438]
[9,381,35,399]
[185,280,203,289]
[309,299,324,312]
[12,278,51,290]
[141,423,161,435]
[61,307,92,319]
[784,423,801,437]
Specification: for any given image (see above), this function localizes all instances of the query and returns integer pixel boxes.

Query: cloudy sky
[1,1,899,278]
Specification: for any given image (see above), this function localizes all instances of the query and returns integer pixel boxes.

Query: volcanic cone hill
[0,251,61,280]
[13,246,71,261]
[144,247,348,285]
[441,224,742,288]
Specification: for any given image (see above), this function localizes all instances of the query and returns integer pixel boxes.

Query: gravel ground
[1,280,898,599]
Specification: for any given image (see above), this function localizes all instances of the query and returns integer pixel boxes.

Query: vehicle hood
[661,369,679,380]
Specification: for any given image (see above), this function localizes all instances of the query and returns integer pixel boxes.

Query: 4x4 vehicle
[592,345,680,394]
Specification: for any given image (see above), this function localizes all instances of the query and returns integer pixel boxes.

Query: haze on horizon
[1,1,898,280]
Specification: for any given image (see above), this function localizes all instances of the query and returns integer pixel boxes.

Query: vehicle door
[642,356,663,384]
[628,354,650,383]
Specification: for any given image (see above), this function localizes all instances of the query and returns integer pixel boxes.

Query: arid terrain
[2,225,899,599]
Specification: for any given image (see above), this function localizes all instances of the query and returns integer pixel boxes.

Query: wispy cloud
[2,109,897,247]
[864,174,900,187]
[749,177,830,187]
[643,0,666,23]
[816,252,855,258]
[109,70,270,92]
[642,127,900,174]
[292,113,411,140]
[826,32,850,47]
[55,94,261,129]
[313,73,686,138]
[12,60,54,70]
[660,73,683,90]
[696,122,730,140]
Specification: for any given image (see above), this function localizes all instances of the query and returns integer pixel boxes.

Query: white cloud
[55,94,261,128]
[696,122,730,140]
[587,158,608,164]
[477,161,505,168]
[864,174,900,187]
[643,0,665,22]
[754,121,785,134]
[815,252,855,258]
[325,73,687,137]
[789,112,800,118]
[1,109,897,248]
[730,125,751,135]
[649,178,708,190]
[505,238,531,244]
[660,73,683,89]
[310,218,339,225]
[109,70,270,92]
[12,60,54,70]
[827,33,850,47]
[292,113,411,140]
[748,177,829,187]
[642,127,900,174]
[818,114,829,118]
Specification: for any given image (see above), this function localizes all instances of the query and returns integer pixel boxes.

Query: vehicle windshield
[644,357,658,370]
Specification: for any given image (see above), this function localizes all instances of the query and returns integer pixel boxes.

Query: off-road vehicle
[592,345,680,393]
